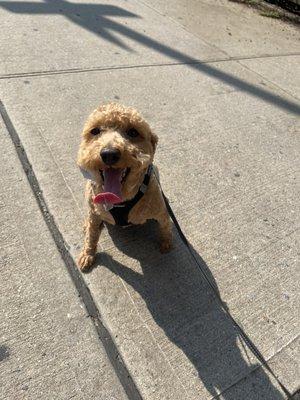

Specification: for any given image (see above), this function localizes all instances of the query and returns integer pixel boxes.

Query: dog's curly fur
[77,103,172,271]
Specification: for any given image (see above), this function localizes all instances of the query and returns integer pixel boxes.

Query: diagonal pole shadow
[0,0,300,115]
[0,0,141,50]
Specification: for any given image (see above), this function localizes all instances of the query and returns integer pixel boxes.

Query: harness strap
[109,164,153,226]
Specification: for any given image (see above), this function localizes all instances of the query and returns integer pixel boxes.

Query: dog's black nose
[100,148,121,165]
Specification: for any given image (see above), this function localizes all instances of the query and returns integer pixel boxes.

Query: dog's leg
[157,212,173,253]
[77,211,103,271]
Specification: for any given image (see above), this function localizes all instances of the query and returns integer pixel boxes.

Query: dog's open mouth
[94,168,130,206]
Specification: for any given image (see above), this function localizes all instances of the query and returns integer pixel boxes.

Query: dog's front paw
[160,239,173,254]
[77,252,95,271]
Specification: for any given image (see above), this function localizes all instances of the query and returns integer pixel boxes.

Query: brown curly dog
[77,103,172,271]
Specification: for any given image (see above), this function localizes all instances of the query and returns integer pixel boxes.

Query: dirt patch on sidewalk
[229,0,300,25]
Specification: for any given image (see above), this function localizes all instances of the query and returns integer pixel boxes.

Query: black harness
[108,164,153,227]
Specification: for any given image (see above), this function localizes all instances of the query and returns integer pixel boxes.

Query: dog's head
[77,103,158,201]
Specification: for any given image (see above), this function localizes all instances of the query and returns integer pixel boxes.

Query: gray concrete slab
[1,0,300,398]
[0,56,299,398]
[136,0,300,58]
[240,55,300,100]
[0,119,128,400]
[0,0,224,77]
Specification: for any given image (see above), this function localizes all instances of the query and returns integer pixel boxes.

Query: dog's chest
[95,202,149,226]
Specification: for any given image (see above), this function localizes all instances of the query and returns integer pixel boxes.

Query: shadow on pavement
[0,1,292,396]
[0,0,300,115]
[93,222,284,399]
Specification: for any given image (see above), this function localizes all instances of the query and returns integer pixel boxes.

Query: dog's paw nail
[160,241,172,253]
[77,253,95,271]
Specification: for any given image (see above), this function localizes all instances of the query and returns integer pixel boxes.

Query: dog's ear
[150,131,158,153]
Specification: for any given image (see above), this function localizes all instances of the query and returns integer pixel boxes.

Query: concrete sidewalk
[0,118,128,399]
[0,0,299,399]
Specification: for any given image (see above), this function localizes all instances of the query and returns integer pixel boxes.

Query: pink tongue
[93,168,123,205]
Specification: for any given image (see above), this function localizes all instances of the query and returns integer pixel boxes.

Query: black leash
[160,189,292,399]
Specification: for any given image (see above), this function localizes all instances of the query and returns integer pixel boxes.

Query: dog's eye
[127,128,139,138]
[90,127,101,135]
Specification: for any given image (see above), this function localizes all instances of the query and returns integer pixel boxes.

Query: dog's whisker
[135,152,151,167]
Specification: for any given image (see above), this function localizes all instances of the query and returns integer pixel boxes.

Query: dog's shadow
[93,222,284,399]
